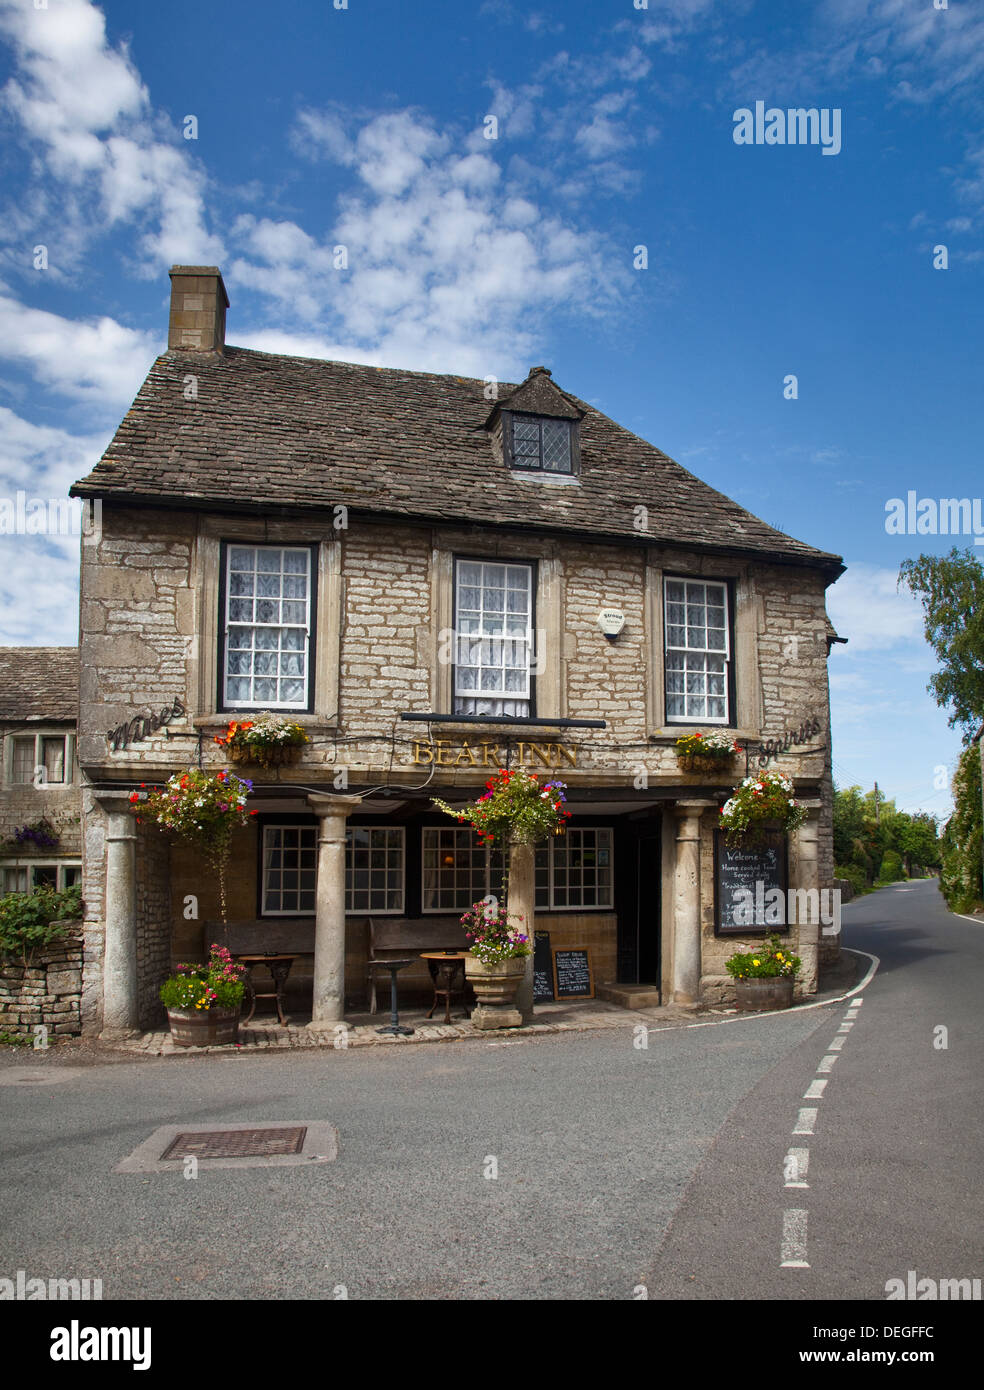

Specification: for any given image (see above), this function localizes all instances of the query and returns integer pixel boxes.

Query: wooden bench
[206,920,315,956]
[367,917,470,1013]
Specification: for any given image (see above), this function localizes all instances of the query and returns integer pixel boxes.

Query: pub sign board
[552,947,593,999]
[533,931,554,1002]
[714,830,789,936]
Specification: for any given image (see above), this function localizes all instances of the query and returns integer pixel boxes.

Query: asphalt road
[1,877,979,1302]
[645,877,984,1300]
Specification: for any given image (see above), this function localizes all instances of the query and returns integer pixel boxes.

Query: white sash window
[223,545,311,710]
[664,577,730,723]
[454,559,533,717]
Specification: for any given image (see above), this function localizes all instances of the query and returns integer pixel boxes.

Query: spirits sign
[107,698,186,752]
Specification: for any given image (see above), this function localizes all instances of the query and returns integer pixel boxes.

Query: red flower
[128,792,139,803]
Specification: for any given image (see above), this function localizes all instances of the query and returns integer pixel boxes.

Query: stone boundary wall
[0,924,83,1038]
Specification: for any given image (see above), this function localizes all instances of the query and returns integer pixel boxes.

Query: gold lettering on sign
[409,739,578,769]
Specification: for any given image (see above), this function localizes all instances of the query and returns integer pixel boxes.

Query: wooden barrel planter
[166,1006,241,1046]
[734,977,794,1012]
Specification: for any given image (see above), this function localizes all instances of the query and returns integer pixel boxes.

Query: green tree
[898,548,984,739]
[891,811,940,875]
[939,745,983,913]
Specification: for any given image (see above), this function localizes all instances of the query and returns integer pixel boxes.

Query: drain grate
[160,1126,307,1160]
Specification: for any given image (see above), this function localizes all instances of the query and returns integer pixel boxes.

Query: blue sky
[1,0,981,819]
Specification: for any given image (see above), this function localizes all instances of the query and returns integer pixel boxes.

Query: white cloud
[0,287,158,407]
[826,563,927,652]
[0,0,223,273]
[0,406,109,644]
[231,109,624,378]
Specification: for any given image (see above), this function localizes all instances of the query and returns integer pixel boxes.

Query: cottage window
[421,827,505,912]
[454,559,533,717]
[346,826,405,914]
[534,828,614,909]
[222,545,313,711]
[0,861,81,894]
[6,733,73,787]
[506,413,575,474]
[261,824,405,916]
[664,577,731,724]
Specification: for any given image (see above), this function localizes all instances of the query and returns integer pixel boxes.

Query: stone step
[596,983,662,1009]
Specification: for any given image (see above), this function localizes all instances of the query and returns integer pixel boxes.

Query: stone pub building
[70,266,844,1036]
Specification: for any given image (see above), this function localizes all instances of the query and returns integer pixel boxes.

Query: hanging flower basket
[675,732,742,774]
[719,770,806,846]
[214,714,308,769]
[432,769,570,848]
[130,769,256,925]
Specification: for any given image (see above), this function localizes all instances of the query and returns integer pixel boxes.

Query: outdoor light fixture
[597,607,626,642]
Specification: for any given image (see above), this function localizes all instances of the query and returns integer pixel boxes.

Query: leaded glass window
[509,414,573,474]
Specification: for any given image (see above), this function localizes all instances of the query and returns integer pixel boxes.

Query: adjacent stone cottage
[69,265,845,1036]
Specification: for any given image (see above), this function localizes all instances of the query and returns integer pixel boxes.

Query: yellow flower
[752,958,760,966]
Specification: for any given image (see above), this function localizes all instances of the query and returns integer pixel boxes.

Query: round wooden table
[421,951,470,1025]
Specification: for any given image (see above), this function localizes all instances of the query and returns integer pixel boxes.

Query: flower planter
[166,1006,241,1047]
[227,742,302,769]
[734,976,794,1012]
[677,754,734,774]
[464,954,526,1029]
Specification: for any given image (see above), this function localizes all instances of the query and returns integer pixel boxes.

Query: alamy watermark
[0,1269,102,1299]
[733,102,841,156]
[885,492,984,544]
[731,883,841,936]
[0,494,102,539]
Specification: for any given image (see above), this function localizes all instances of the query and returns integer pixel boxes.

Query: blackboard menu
[552,948,593,999]
[533,931,554,1002]
[715,830,788,935]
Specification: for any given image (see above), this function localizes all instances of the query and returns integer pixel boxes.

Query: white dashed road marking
[781,1209,810,1267]
[803,1079,827,1099]
[817,1054,838,1072]
[784,1147,810,1189]
[793,1107,817,1135]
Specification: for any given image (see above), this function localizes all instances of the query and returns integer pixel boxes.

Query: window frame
[420,826,506,914]
[451,554,537,718]
[663,575,736,727]
[217,541,318,714]
[535,828,615,911]
[345,824,406,916]
[503,410,579,475]
[3,730,76,788]
[0,859,81,894]
[256,817,407,918]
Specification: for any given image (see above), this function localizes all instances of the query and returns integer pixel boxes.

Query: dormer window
[505,412,576,475]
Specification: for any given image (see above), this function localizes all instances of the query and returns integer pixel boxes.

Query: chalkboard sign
[552,948,593,999]
[533,931,554,1002]
[715,830,789,935]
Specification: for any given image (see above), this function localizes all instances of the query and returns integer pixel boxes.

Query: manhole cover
[160,1126,307,1160]
[116,1121,338,1172]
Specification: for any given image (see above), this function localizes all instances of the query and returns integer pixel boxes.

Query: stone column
[97,792,140,1039]
[509,839,537,1024]
[790,807,821,995]
[307,794,361,1029]
[672,802,712,1005]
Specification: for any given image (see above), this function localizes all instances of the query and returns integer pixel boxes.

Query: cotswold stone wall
[0,927,82,1038]
[76,502,839,1016]
[135,823,171,1029]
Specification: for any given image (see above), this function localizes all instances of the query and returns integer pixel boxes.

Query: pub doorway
[615,815,662,986]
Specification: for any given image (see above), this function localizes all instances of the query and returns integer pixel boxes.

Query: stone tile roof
[0,647,78,721]
[71,348,843,574]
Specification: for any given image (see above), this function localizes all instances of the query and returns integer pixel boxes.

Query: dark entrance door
[615,817,662,986]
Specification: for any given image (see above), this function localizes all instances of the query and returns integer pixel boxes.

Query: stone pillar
[97,792,139,1039]
[509,839,537,1024]
[672,802,711,1005]
[307,794,361,1029]
[790,807,821,995]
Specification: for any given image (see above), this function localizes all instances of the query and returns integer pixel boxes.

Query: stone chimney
[167,265,229,353]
